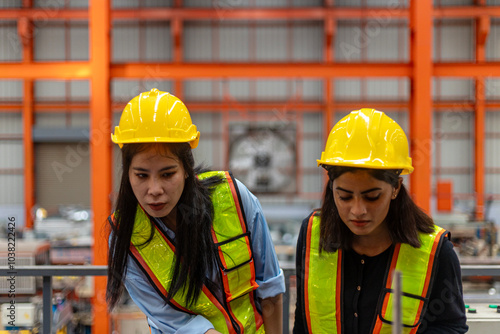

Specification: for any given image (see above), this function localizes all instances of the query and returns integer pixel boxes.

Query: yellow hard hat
[317,108,414,174]
[111,88,200,149]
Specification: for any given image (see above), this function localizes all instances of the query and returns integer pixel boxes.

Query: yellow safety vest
[303,212,448,334]
[125,171,264,334]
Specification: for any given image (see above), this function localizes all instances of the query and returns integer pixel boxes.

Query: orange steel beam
[2,6,500,21]
[2,62,500,79]
[434,63,500,77]
[21,0,34,230]
[0,9,88,20]
[90,0,111,333]
[111,8,409,20]
[434,6,500,18]
[110,63,412,78]
[0,62,91,79]
[23,81,34,229]
[410,0,432,213]
[474,13,489,220]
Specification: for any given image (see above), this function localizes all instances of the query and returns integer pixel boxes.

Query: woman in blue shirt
[106,88,285,334]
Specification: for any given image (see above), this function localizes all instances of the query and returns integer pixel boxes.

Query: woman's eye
[135,173,147,179]
[365,195,381,201]
[162,172,175,178]
[338,196,352,201]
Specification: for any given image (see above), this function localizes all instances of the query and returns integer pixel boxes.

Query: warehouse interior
[1,0,500,333]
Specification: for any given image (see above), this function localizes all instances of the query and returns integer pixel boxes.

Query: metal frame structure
[1,1,500,333]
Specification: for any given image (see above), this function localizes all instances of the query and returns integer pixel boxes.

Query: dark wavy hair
[106,142,222,310]
[319,166,434,253]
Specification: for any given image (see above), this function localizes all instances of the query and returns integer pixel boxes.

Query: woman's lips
[351,220,369,227]
[149,203,166,211]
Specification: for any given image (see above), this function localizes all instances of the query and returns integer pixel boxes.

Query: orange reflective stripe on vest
[128,171,264,334]
[373,227,447,334]
[304,213,446,334]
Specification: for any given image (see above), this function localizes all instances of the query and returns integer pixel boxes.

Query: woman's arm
[261,294,283,334]
[417,238,468,333]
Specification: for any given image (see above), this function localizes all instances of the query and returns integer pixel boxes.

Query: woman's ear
[392,177,403,199]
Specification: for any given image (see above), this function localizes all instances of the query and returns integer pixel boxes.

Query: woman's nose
[350,198,367,217]
[147,178,164,196]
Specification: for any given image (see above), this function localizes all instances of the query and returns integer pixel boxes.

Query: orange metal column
[23,80,34,229]
[90,1,111,333]
[409,0,432,213]
[474,14,489,220]
[20,1,35,229]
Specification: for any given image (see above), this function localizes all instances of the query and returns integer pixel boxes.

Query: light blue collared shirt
[124,179,285,334]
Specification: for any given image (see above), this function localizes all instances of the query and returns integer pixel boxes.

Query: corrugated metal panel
[334,0,408,7]
[35,80,66,101]
[34,0,87,7]
[0,142,23,169]
[366,78,409,100]
[112,0,173,9]
[432,78,474,101]
[70,22,89,60]
[228,80,251,100]
[486,20,500,61]
[292,22,322,62]
[185,0,323,8]
[0,113,22,134]
[112,22,140,62]
[69,80,90,101]
[34,22,66,61]
[433,111,474,195]
[144,22,172,62]
[219,21,250,62]
[485,78,500,100]
[35,143,90,209]
[434,0,474,6]
[184,21,213,61]
[184,80,223,100]
[433,19,474,61]
[0,21,21,61]
[256,22,288,61]
[334,78,409,101]
[0,175,23,204]
[0,80,23,101]
[256,80,290,100]
[336,19,408,62]
[191,113,223,169]
[0,1,21,8]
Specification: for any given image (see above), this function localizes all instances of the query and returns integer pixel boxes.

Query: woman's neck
[352,232,392,257]
[161,209,177,232]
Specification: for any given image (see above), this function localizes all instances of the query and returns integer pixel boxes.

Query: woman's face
[332,169,399,241]
[128,145,186,224]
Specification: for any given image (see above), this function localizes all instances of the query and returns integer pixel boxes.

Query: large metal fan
[229,126,296,193]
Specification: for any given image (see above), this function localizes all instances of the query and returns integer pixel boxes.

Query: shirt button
[357,286,361,291]
[361,259,365,264]
[354,312,358,318]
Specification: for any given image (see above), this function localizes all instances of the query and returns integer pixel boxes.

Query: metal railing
[0,264,499,334]
[0,265,107,334]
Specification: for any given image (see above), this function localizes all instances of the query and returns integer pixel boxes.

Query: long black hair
[319,166,434,253]
[106,142,222,310]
